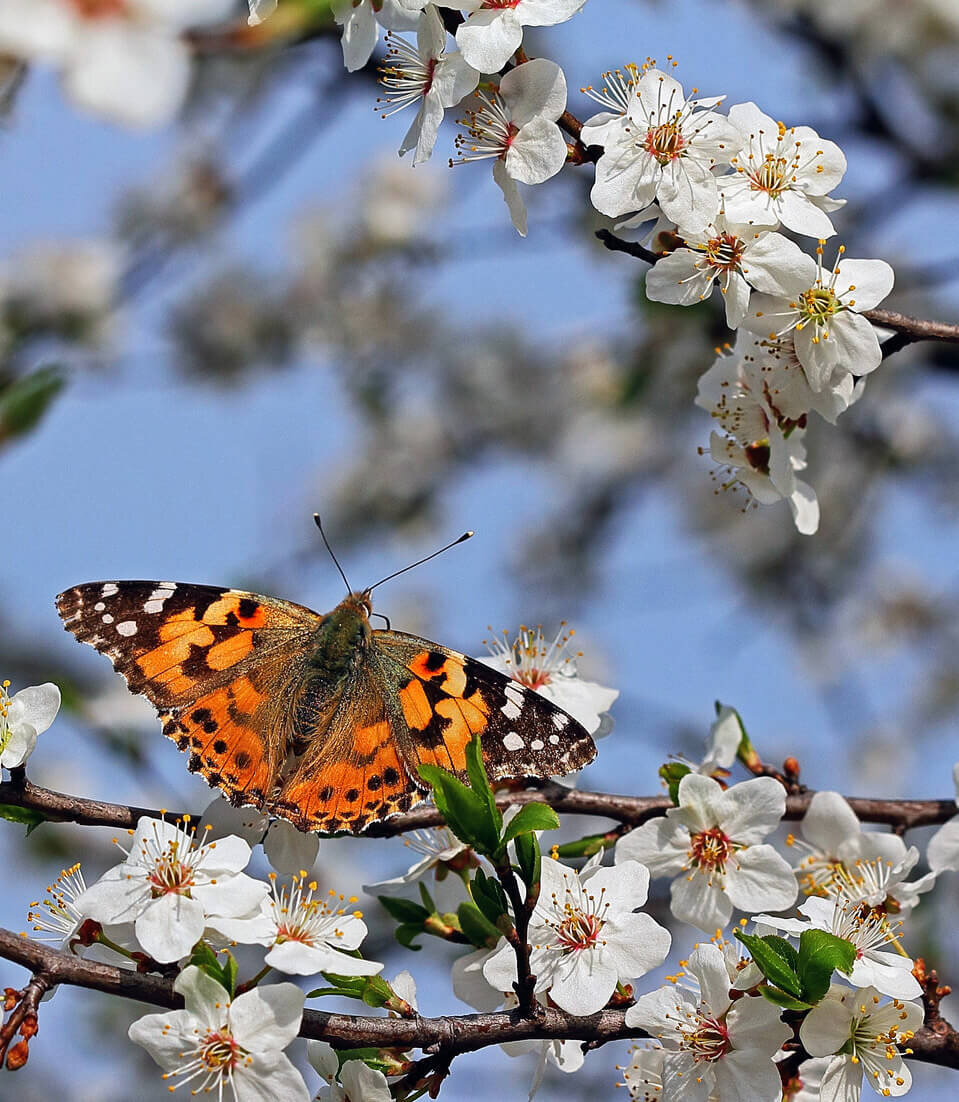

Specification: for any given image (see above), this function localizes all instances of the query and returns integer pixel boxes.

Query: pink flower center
[68,0,127,17]
[482,0,522,8]
[684,1016,731,1063]
[688,826,734,872]
[199,1029,244,1071]
[555,909,603,952]
[148,851,195,898]
[704,232,746,272]
[644,122,685,164]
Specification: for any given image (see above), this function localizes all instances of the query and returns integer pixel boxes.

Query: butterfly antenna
[365,531,474,594]
[313,514,352,594]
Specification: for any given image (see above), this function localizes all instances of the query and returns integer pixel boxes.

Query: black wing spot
[423,651,446,672]
[367,774,382,791]
[213,739,228,755]
[238,598,259,620]
[345,788,359,802]
[319,785,334,802]
[383,766,400,786]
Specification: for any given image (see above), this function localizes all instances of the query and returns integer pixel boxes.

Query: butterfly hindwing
[56,581,320,808]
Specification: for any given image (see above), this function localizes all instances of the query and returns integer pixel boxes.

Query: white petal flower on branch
[377,7,480,166]
[210,872,383,977]
[309,1042,393,1102]
[481,623,618,736]
[625,943,791,1102]
[691,705,743,776]
[926,762,959,873]
[451,58,569,236]
[615,773,798,931]
[742,243,895,392]
[455,0,586,73]
[586,66,742,231]
[483,855,671,1015]
[0,0,234,128]
[74,816,267,963]
[364,826,473,914]
[331,0,421,73]
[753,894,922,1000]
[719,102,847,237]
[645,217,808,328]
[799,984,923,1101]
[129,966,310,1102]
[0,678,60,769]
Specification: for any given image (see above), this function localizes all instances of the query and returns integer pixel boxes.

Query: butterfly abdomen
[306,595,372,684]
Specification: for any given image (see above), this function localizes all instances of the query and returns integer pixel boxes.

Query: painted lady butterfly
[56,574,596,834]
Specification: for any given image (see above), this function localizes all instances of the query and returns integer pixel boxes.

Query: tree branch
[1,774,955,837]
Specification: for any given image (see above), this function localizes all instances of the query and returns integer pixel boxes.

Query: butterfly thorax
[306,592,373,683]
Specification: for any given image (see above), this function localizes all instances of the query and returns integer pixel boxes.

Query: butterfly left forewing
[372,630,597,786]
[56,581,320,809]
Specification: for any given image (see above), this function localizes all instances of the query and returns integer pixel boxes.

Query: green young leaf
[554,833,614,859]
[0,803,46,836]
[417,763,499,854]
[735,931,803,999]
[334,1048,397,1074]
[471,868,509,927]
[187,943,235,996]
[465,732,502,836]
[760,935,800,973]
[714,700,760,770]
[797,929,857,1004]
[500,802,560,846]
[377,895,430,925]
[457,901,501,949]
[0,365,65,441]
[394,923,424,951]
[513,830,542,893]
[658,761,692,804]
[759,985,812,1012]
[310,973,396,1008]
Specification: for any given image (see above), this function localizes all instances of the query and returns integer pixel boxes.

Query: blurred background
[3,0,959,1097]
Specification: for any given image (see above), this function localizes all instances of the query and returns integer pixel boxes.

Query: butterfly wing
[56,581,321,809]
[373,630,597,785]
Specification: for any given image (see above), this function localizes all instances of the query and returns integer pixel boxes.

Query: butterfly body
[56,580,596,834]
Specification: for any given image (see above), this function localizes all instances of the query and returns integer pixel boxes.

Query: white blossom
[742,243,894,392]
[925,762,959,873]
[455,0,586,73]
[799,984,922,1101]
[483,855,671,1015]
[451,58,569,236]
[692,705,743,776]
[331,0,421,73]
[200,795,320,876]
[74,816,267,963]
[364,826,472,914]
[210,872,383,977]
[129,966,309,1102]
[753,894,922,1000]
[0,0,233,128]
[481,623,618,737]
[616,773,797,931]
[377,8,479,165]
[645,217,807,328]
[308,1043,393,1102]
[248,0,277,25]
[719,102,847,237]
[0,679,60,770]
[585,67,741,231]
[625,944,791,1102]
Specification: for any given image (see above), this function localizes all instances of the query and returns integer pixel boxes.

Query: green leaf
[500,802,560,845]
[394,923,424,951]
[513,830,541,893]
[465,732,502,836]
[309,973,396,1008]
[554,832,614,859]
[0,366,65,441]
[334,1048,396,1074]
[471,868,509,927]
[457,901,501,949]
[377,895,429,924]
[417,763,498,854]
[658,761,692,804]
[759,986,812,1012]
[797,929,857,1005]
[186,943,236,996]
[0,803,46,836]
[761,935,800,972]
[714,701,760,770]
[735,931,803,999]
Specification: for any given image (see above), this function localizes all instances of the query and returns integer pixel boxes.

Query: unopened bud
[6,1039,29,1070]
[783,756,800,780]
[19,1012,38,1040]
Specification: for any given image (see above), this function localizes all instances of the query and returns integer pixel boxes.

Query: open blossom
[364,827,473,914]
[616,773,797,931]
[210,872,382,977]
[719,102,847,237]
[645,217,807,328]
[309,1042,393,1102]
[0,0,233,128]
[626,944,791,1102]
[742,243,895,392]
[799,984,923,1101]
[452,58,568,236]
[200,796,320,876]
[455,0,586,73]
[0,679,60,769]
[584,67,741,230]
[129,966,309,1102]
[74,816,267,963]
[754,894,922,1000]
[481,623,618,736]
[483,855,670,1015]
[331,0,421,73]
[927,762,959,873]
[697,344,820,536]
[377,8,479,165]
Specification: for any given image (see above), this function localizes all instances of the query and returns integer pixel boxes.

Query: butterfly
[56,576,596,834]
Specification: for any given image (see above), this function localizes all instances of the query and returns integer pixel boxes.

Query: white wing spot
[551,713,568,730]
[503,731,524,752]
[144,600,165,614]
[530,738,544,751]
[101,583,118,597]
[504,683,526,708]
[148,586,175,603]
[116,621,138,637]
[94,602,106,612]
[548,734,560,745]
[101,614,114,624]
[500,698,522,721]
